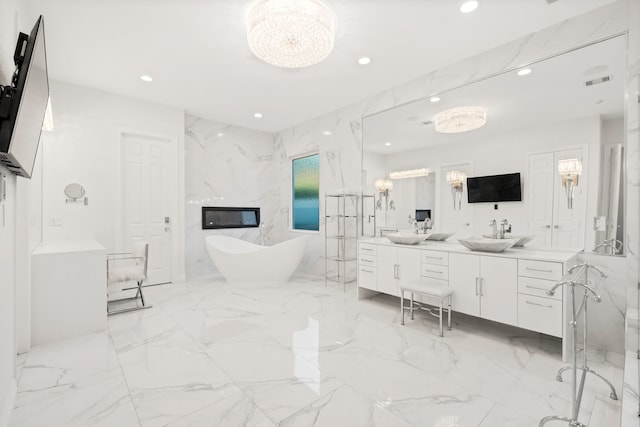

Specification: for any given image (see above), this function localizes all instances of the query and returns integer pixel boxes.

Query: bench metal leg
[400,290,405,325]
[410,292,415,320]
[448,294,452,330]
[439,298,444,337]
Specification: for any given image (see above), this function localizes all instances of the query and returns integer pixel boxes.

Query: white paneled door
[121,133,172,285]
[527,148,585,249]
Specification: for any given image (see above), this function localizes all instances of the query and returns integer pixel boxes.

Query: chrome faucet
[498,219,512,239]
[489,219,497,238]
[592,238,623,255]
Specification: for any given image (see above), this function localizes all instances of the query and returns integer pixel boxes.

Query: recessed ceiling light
[254,112,263,118]
[430,96,441,103]
[323,131,332,136]
[358,57,371,65]
[459,1,479,13]
[384,142,392,146]
[517,68,532,76]
[140,75,153,82]
[217,132,224,137]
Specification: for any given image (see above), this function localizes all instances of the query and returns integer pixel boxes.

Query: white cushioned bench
[400,281,453,337]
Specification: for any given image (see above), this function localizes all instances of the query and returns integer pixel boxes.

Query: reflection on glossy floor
[10,276,623,426]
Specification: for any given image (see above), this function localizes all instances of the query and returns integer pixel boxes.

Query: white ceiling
[23,0,616,133]
[363,34,626,154]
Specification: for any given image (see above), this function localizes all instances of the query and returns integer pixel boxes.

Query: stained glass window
[292,153,319,231]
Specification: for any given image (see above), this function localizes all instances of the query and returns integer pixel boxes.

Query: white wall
[184,115,278,278]
[40,80,186,280]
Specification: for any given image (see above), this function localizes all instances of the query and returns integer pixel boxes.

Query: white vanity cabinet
[449,253,518,326]
[358,243,377,291]
[517,259,564,337]
[357,238,576,345]
[376,245,421,296]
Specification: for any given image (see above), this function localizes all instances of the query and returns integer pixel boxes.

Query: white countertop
[359,237,580,263]
[32,239,106,255]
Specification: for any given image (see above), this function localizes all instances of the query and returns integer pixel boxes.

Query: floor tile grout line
[106,331,143,427]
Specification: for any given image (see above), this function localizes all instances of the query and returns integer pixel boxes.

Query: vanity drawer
[517,294,562,337]
[359,243,377,256]
[518,259,563,281]
[421,250,448,266]
[358,254,376,267]
[518,276,561,301]
[358,266,377,291]
[421,263,449,280]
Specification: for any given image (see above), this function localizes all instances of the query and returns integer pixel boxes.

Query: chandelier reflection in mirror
[435,106,487,133]
[446,171,466,210]
[558,158,582,209]
[246,0,336,68]
[374,178,394,211]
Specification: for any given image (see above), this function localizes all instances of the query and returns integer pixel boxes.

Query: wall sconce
[374,178,395,211]
[558,158,582,209]
[446,170,466,210]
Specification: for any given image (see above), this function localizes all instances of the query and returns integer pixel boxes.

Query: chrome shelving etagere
[324,193,358,290]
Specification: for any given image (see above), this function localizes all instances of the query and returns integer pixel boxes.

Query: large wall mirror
[362,34,626,256]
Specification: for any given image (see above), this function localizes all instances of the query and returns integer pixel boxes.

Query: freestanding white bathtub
[205,235,309,284]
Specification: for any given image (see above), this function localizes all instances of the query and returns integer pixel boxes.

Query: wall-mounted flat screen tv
[467,173,522,203]
[0,15,49,178]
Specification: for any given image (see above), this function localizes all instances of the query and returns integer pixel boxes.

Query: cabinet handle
[545,225,551,229]
[423,269,443,274]
[525,285,549,291]
[393,264,398,279]
[424,256,443,260]
[396,264,400,279]
[361,268,374,273]
[361,248,374,252]
[525,300,553,309]
[475,277,479,296]
[479,277,484,296]
[361,259,373,263]
[554,225,560,229]
[526,267,553,273]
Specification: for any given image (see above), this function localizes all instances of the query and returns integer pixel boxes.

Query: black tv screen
[0,15,49,178]
[467,173,522,203]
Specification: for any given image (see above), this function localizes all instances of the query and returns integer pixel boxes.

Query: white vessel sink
[386,232,427,245]
[426,232,455,241]
[458,237,518,253]
[481,235,535,247]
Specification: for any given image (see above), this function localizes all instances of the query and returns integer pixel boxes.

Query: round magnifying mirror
[64,183,85,200]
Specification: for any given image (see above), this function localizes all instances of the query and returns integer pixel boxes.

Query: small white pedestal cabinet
[31,239,107,346]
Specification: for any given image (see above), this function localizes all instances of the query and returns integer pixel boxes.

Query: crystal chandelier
[434,106,487,133]
[246,0,336,68]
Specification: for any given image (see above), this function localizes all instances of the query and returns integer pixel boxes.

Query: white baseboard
[0,379,17,427]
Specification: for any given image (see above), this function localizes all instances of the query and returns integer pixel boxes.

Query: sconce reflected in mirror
[558,158,582,209]
[374,178,395,211]
[446,171,466,210]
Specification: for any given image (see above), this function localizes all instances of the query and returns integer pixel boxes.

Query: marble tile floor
[10,276,624,427]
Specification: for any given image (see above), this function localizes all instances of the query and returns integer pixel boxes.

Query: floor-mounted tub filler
[205,235,308,284]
